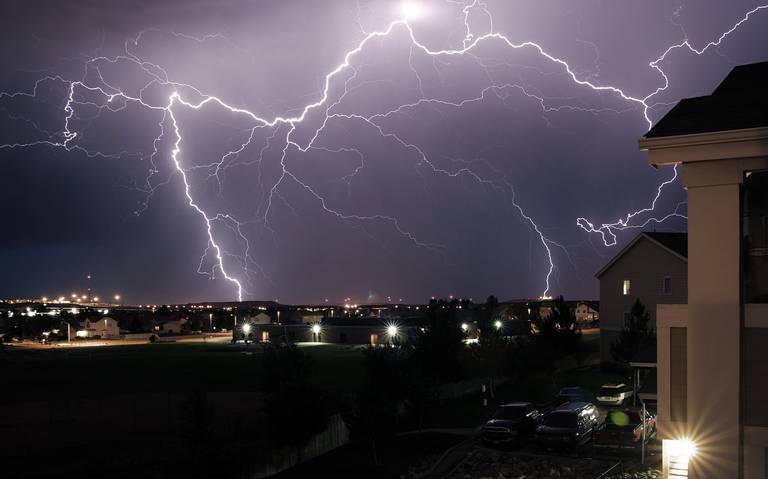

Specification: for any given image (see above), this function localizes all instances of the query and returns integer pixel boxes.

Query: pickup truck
[593,408,656,452]
[481,402,543,446]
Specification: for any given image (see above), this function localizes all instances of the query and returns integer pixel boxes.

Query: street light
[461,323,469,332]
[494,320,503,330]
[242,323,251,334]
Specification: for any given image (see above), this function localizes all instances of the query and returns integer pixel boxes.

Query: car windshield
[605,410,641,428]
[494,406,525,420]
[544,412,577,428]
[599,386,621,396]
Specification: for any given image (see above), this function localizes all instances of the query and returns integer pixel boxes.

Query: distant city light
[114,294,121,301]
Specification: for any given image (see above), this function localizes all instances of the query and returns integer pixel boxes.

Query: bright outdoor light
[75,330,88,338]
[387,324,399,337]
[669,438,697,459]
[242,323,252,334]
[461,323,469,332]
[494,320,502,329]
[311,324,321,334]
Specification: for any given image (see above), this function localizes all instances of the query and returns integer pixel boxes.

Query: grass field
[0,342,368,404]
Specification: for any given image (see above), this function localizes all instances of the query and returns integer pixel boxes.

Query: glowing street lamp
[311,323,322,342]
[494,320,503,330]
[242,323,252,335]
[461,323,469,332]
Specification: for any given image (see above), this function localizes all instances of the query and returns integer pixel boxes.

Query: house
[159,317,187,334]
[573,301,599,324]
[78,317,120,339]
[639,61,768,479]
[596,232,688,363]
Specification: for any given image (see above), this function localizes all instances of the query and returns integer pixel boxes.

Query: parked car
[594,407,656,452]
[536,402,600,450]
[481,402,543,446]
[596,383,633,406]
[556,386,594,406]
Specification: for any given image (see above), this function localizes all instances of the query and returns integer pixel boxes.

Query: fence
[244,413,349,478]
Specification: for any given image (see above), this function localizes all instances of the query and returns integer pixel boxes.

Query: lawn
[0,341,367,403]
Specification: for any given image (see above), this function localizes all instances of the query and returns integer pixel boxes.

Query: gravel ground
[443,446,662,479]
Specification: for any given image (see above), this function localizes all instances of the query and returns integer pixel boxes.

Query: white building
[640,61,768,478]
[78,317,120,339]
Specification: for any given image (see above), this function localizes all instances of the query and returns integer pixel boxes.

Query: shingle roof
[595,231,687,278]
[645,61,768,138]
[644,232,687,258]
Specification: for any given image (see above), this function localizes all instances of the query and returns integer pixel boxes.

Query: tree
[534,296,582,364]
[413,301,465,383]
[345,345,412,466]
[611,298,655,363]
[261,344,330,455]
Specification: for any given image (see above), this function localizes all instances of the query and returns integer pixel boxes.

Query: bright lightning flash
[1,1,765,301]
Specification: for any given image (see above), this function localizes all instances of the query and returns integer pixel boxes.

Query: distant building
[596,232,688,363]
[236,316,423,346]
[158,317,187,334]
[78,317,120,339]
[574,301,599,324]
[639,61,768,478]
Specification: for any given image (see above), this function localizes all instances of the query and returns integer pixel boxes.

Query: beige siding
[599,236,687,361]
[669,327,687,423]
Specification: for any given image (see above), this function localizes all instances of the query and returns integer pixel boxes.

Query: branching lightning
[1,1,765,300]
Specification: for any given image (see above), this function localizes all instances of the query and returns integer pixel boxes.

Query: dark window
[744,170,768,302]
[670,327,687,422]
[663,277,673,295]
[339,332,348,343]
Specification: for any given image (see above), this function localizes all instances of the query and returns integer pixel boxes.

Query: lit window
[622,279,631,296]
[663,277,672,295]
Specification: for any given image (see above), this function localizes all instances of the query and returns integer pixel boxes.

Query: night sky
[1,0,766,305]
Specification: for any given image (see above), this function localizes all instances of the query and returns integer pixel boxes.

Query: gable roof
[595,232,687,278]
[645,61,768,138]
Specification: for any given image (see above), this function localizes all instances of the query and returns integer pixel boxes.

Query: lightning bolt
[1,1,765,301]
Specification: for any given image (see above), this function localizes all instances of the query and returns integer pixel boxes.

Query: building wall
[599,237,687,362]
[685,164,744,479]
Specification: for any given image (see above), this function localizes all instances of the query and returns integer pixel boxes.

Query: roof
[644,232,687,258]
[646,61,768,138]
[595,232,687,278]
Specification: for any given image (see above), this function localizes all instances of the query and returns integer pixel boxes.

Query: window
[622,279,631,296]
[663,277,672,295]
